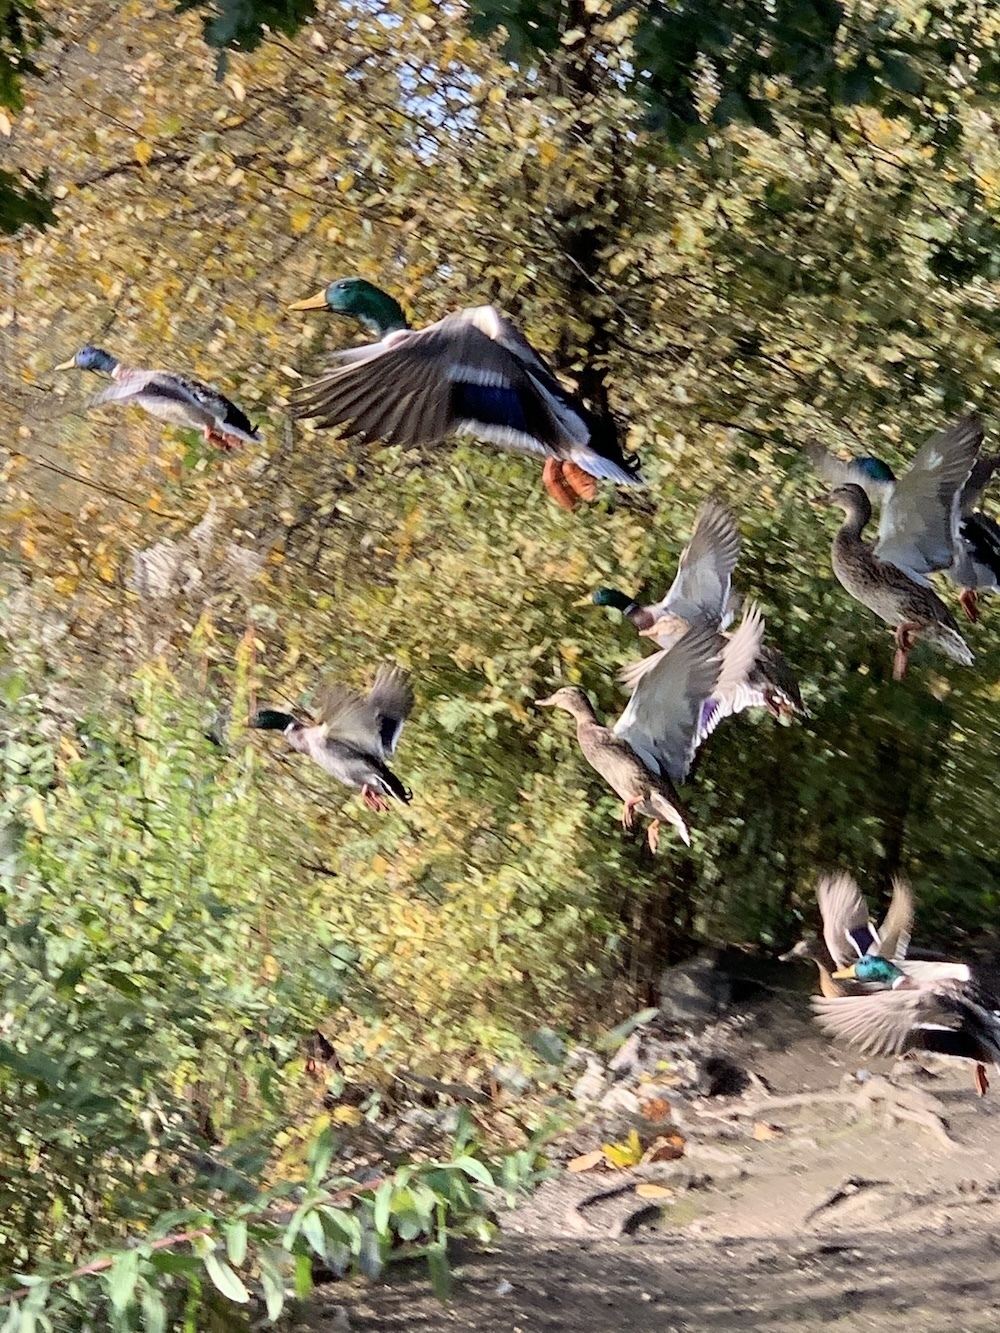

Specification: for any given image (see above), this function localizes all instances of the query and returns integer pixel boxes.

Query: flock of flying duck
[55,275,1000,1091]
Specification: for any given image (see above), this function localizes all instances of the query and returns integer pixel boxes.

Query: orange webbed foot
[560,461,598,503]
[975,1063,990,1096]
[542,459,578,511]
[361,784,390,813]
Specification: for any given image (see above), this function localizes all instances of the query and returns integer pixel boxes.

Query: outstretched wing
[317,664,413,760]
[655,500,741,625]
[806,442,895,504]
[816,872,879,971]
[692,603,767,746]
[810,988,962,1058]
[364,663,414,757]
[874,416,982,580]
[612,618,724,785]
[292,308,582,457]
[878,875,914,963]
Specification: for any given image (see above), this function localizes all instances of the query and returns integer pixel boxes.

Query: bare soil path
[298,994,1000,1332]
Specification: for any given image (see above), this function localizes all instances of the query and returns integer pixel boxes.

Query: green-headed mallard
[808,415,995,621]
[535,603,764,851]
[807,870,995,1094]
[251,663,414,811]
[593,500,804,723]
[289,277,643,510]
[781,871,915,999]
[813,954,999,1097]
[817,483,973,679]
[55,345,262,451]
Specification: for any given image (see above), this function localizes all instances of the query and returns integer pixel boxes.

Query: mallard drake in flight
[535,603,764,851]
[251,663,414,811]
[55,345,262,451]
[813,954,1000,1097]
[808,870,995,1094]
[289,277,643,510]
[808,415,995,620]
[593,500,803,723]
[816,483,973,679]
[781,871,915,999]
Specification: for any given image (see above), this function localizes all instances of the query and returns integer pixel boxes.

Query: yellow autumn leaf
[601,1129,643,1169]
[635,1183,673,1200]
[134,140,153,166]
[25,796,47,833]
[332,1105,364,1127]
[289,206,312,234]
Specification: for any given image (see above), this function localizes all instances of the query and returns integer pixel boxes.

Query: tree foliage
[3,0,1000,1310]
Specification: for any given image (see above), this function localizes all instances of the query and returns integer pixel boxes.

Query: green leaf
[595,1007,660,1053]
[373,1180,393,1237]
[202,1252,249,1304]
[224,1219,247,1268]
[107,1251,140,1313]
[260,1268,284,1323]
[140,1287,167,1333]
[306,1123,334,1185]
[293,1252,312,1300]
[301,1208,326,1260]
[453,1156,494,1188]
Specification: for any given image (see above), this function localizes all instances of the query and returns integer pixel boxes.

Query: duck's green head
[55,344,119,374]
[592,587,637,613]
[832,955,904,986]
[250,709,297,732]
[289,277,408,337]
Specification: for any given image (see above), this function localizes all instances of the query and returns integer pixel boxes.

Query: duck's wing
[292,308,588,459]
[961,511,1000,589]
[363,664,414,758]
[656,500,741,624]
[810,987,963,1058]
[316,665,414,759]
[816,872,880,970]
[168,374,261,440]
[874,416,982,580]
[806,442,895,504]
[878,875,915,963]
[612,618,723,784]
[691,603,767,747]
[89,367,198,408]
[959,453,1000,513]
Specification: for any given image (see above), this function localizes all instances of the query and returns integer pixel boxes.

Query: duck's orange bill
[289,290,330,311]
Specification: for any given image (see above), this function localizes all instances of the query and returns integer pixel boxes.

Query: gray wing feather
[317,664,413,760]
[874,416,982,579]
[960,454,1000,513]
[811,989,960,1057]
[612,619,724,785]
[816,872,877,970]
[292,311,583,452]
[806,442,894,504]
[878,875,914,963]
[656,500,741,624]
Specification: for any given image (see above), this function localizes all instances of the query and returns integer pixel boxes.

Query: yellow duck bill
[289,289,331,311]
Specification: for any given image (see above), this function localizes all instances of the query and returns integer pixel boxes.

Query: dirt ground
[298,992,1000,1332]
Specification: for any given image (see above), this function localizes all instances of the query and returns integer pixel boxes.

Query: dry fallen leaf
[640,1097,672,1122]
[753,1121,784,1142]
[635,1182,673,1200]
[602,1129,644,1169]
[566,1149,605,1173]
[642,1132,685,1163]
